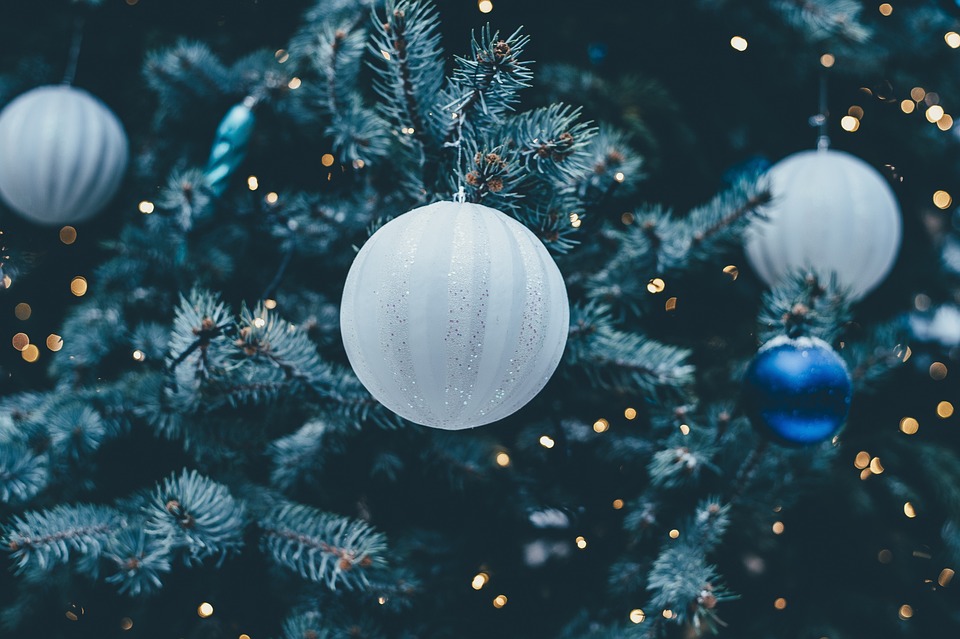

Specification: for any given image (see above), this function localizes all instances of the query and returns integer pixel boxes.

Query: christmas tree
[1,0,959,638]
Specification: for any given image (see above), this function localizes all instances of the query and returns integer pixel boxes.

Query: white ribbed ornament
[0,85,128,225]
[340,201,569,430]
[744,148,902,300]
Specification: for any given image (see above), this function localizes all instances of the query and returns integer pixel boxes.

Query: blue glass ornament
[742,336,852,446]
[203,98,256,198]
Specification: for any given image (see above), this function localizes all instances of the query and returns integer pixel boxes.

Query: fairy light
[593,418,609,433]
[247,176,259,190]
[576,536,587,549]
[240,635,251,639]
[901,100,915,114]
[898,604,913,620]
[647,278,666,293]
[774,597,787,610]
[665,297,678,311]
[495,452,510,467]
[848,105,864,118]
[377,597,387,605]
[629,609,646,623]
[899,417,919,435]
[539,435,555,449]
[70,276,88,296]
[138,200,154,214]
[621,212,634,225]
[947,32,960,48]
[275,49,289,63]
[624,407,637,420]
[903,502,917,518]
[380,50,391,60]
[820,53,835,67]
[911,87,926,101]
[264,299,277,309]
[614,171,625,183]
[133,350,145,361]
[669,529,680,539]
[854,451,870,469]
[492,594,507,608]
[879,3,893,16]
[14,302,31,320]
[478,0,493,13]
[679,424,690,435]
[879,549,893,563]
[60,226,77,244]
[723,264,739,280]
[937,401,954,418]
[287,77,302,89]
[612,499,624,510]
[197,602,214,618]
[937,114,954,131]
[772,521,785,535]
[926,105,945,123]
[662,609,674,619]
[12,333,29,351]
[939,568,955,587]
[265,192,279,204]
[840,116,860,132]
[321,154,335,167]
[46,334,63,352]
[730,36,748,51]
[929,362,948,379]
[472,572,489,590]
[253,317,266,328]
[870,457,884,474]
[21,344,39,363]
[120,618,134,630]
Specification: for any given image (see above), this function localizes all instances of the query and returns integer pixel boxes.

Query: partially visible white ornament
[340,200,569,430]
[910,305,960,346]
[744,148,901,300]
[0,85,128,225]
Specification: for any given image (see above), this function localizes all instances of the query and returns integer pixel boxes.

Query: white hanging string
[815,71,830,151]
[62,16,85,86]
[445,109,467,203]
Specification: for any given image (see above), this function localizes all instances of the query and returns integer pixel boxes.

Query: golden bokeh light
[629,609,646,623]
[539,435,555,449]
[774,597,787,610]
[492,594,507,608]
[478,0,493,13]
[321,153,335,167]
[901,100,915,114]
[14,302,31,320]
[929,361,948,379]
[903,502,917,518]
[12,333,29,351]
[472,572,489,590]
[879,3,893,16]
[495,452,510,467]
[612,499,624,510]
[624,407,637,420]
[70,276,88,297]
[60,226,77,244]
[730,36,748,51]
[46,334,63,352]
[21,344,39,363]
[576,535,587,549]
[899,417,919,435]
[772,521,785,535]
[197,602,214,618]
[899,604,913,620]
[933,191,952,210]
[937,401,954,418]
[593,418,610,433]
[647,278,665,293]
[840,115,860,132]
[820,53,835,67]
[946,32,960,48]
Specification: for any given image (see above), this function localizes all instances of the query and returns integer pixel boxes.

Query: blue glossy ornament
[203,99,256,197]
[742,336,852,446]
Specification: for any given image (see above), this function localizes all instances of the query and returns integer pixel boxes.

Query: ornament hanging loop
[62,15,86,86]
[810,69,830,151]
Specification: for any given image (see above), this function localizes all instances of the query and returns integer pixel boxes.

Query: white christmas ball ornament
[0,85,128,225]
[745,149,901,300]
[340,201,569,430]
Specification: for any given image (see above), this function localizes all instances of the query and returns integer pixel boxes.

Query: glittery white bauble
[0,85,128,225]
[744,149,901,300]
[340,201,569,430]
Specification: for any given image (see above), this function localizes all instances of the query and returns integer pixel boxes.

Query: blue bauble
[742,336,852,446]
[203,100,256,198]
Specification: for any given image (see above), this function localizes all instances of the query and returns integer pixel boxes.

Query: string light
[614,171,625,182]
[575,536,588,549]
[492,594,507,608]
[65,604,84,621]
[624,407,637,420]
[472,572,489,590]
[495,452,510,467]
[377,597,387,605]
[21,344,39,363]
[647,278,666,293]
[939,568,955,587]
[878,3,893,16]
[380,49,391,60]
[265,192,279,204]
[946,32,960,48]
[138,200,154,214]
[321,154,335,167]
[869,457,885,474]
[899,417,919,435]
[774,597,787,610]
[539,435,555,449]
[679,424,690,435]
[612,499,624,510]
[621,212,634,225]
[840,115,860,132]
[729,36,748,51]
[772,521,785,535]
[820,53,835,67]
[926,105,945,123]
[898,604,913,620]
[665,297,678,311]
[12,333,29,351]
[60,226,77,244]
[46,334,63,352]
[854,451,870,469]
[929,362,948,379]
[629,609,646,623]
[133,350,145,361]
[120,618,133,631]
[239,635,251,639]
[937,401,954,418]
[14,302,31,320]
[723,264,739,280]
[848,105,864,118]
[903,502,917,518]
[197,602,214,618]
[937,114,954,131]
[593,418,609,433]
[264,299,277,309]
[478,0,493,13]
[70,276,88,296]
[911,87,926,102]
[662,609,674,619]
[247,176,259,190]
[901,100,915,114]
[287,77,302,89]
[669,529,680,539]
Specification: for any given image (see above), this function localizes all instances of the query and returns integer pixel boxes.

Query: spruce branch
[260,502,388,590]
[0,444,48,506]
[104,528,173,596]
[4,504,121,574]
[757,271,852,343]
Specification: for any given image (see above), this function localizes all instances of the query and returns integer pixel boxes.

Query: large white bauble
[340,201,570,430]
[744,149,902,300]
[0,85,128,225]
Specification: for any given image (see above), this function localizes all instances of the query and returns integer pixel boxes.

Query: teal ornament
[742,335,852,446]
[203,99,256,197]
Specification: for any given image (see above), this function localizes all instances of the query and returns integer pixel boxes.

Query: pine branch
[0,443,48,506]
[104,528,173,596]
[260,502,388,590]
[757,271,852,343]
[4,504,121,574]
